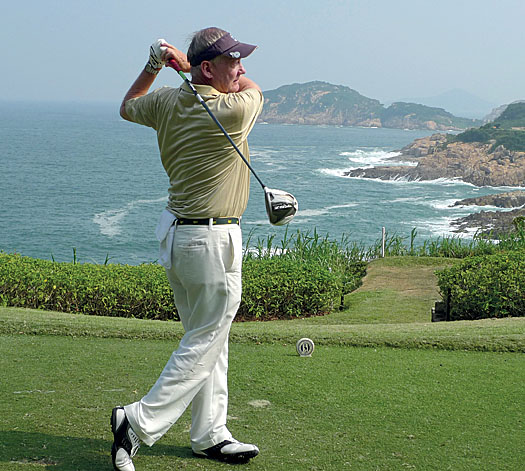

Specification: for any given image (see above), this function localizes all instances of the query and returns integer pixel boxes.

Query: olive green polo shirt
[125,83,263,218]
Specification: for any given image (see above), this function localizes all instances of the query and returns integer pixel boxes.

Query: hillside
[381,102,479,131]
[483,100,525,123]
[260,81,384,127]
[450,102,525,151]
[259,81,481,130]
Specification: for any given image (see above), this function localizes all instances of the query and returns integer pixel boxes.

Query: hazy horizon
[1,0,523,112]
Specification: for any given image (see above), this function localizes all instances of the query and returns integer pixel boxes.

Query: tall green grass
[364,221,525,259]
[244,219,525,264]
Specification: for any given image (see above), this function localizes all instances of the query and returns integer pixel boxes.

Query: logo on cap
[229,51,241,58]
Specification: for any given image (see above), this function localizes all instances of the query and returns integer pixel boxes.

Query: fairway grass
[1,336,523,471]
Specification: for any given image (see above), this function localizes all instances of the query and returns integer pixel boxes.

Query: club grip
[167,59,182,72]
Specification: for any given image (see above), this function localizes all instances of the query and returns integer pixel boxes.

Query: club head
[264,187,298,226]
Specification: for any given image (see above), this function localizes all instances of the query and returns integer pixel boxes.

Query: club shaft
[167,60,266,189]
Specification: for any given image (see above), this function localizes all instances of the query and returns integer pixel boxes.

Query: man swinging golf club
[111,27,296,471]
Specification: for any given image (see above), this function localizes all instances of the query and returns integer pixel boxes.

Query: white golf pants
[124,221,242,451]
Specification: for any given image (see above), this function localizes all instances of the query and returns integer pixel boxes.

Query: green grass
[1,336,523,471]
[1,256,524,470]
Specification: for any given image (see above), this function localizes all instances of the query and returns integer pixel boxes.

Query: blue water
[1,102,519,265]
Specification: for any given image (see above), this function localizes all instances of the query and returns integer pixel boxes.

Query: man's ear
[201,61,214,80]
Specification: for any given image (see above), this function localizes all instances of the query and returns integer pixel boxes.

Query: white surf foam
[93,196,167,237]
[339,149,403,168]
[410,215,481,240]
[243,203,357,225]
[297,203,358,219]
[319,167,355,178]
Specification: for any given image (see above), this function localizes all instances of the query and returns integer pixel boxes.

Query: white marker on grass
[296,338,315,357]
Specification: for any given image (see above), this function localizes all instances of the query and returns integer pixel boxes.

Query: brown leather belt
[176,217,240,226]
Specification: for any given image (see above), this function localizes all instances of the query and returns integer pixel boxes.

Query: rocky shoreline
[344,134,525,187]
[450,191,525,235]
[452,190,525,208]
[343,135,525,236]
[450,207,525,235]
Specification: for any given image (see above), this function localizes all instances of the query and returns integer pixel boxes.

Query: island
[259,81,480,131]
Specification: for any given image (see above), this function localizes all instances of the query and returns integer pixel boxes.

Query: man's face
[208,56,246,93]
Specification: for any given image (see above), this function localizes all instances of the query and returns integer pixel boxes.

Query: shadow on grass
[0,430,194,470]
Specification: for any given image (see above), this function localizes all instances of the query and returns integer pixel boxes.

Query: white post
[381,227,386,258]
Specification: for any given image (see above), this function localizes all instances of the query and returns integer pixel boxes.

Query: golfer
[111,27,263,471]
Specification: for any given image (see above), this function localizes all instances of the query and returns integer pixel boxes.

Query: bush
[243,229,368,310]
[0,253,176,320]
[238,257,343,320]
[435,250,525,320]
[0,242,365,321]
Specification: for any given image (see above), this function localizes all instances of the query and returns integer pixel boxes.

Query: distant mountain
[392,89,496,119]
[259,81,481,131]
[380,102,479,131]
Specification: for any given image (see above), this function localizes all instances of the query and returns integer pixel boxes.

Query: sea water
[0,102,520,265]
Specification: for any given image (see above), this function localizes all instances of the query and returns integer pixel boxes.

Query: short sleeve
[124,87,172,129]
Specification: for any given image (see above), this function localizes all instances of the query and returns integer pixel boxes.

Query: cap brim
[222,42,257,60]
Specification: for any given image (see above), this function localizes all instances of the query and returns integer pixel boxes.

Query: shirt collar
[181,82,221,97]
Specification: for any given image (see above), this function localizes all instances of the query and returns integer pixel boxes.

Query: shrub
[0,253,176,320]
[244,229,368,307]
[238,257,343,320]
[0,244,363,321]
[435,250,525,320]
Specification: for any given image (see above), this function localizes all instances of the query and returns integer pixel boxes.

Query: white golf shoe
[193,438,259,463]
[111,407,140,471]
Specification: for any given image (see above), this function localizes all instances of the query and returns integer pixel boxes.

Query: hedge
[0,252,364,321]
[435,250,525,320]
[238,257,343,320]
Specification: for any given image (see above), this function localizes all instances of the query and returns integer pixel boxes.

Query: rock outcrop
[344,134,525,187]
[451,208,525,235]
[450,191,525,236]
[452,191,525,208]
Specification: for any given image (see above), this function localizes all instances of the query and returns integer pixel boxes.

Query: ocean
[1,101,520,265]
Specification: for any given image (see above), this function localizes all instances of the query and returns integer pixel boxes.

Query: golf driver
[164,54,298,226]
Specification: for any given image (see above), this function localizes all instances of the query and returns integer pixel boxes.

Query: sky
[1,0,524,109]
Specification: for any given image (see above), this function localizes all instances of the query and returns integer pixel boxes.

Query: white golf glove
[145,39,167,75]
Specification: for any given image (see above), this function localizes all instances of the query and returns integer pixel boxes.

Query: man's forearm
[238,76,261,92]
[120,69,157,121]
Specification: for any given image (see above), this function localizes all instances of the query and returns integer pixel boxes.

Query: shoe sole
[110,407,127,471]
[192,449,259,464]
[110,407,120,435]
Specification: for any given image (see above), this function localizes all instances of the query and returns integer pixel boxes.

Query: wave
[339,174,481,187]
[420,216,480,239]
[388,197,514,212]
[339,149,403,168]
[243,203,357,226]
[297,203,358,219]
[243,218,271,226]
[93,196,167,237]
